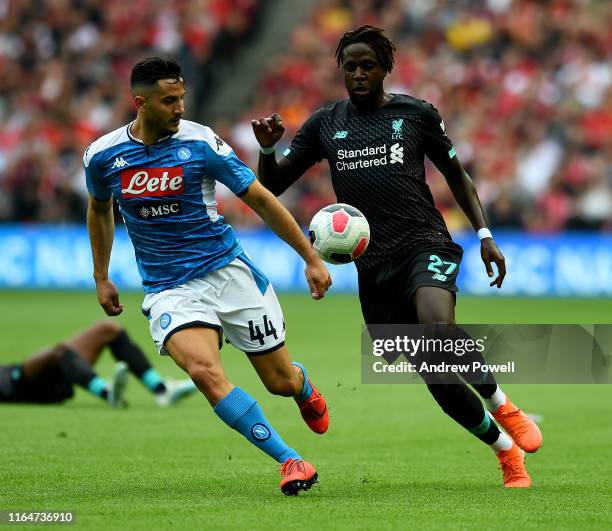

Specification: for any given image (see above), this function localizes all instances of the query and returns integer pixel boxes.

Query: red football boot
[279,458,318,496]
[295,379,329,434]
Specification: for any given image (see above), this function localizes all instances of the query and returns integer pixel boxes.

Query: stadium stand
[0,0,610,233]
[221,0,612,232]
[0,0,263,221]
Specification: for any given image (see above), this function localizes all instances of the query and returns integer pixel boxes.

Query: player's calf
[260,371,301,397]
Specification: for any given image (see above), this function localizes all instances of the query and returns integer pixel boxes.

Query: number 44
[248,315,278,346]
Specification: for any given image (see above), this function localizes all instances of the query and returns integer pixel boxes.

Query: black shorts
[358,242,463,324]
[0,364,74,404]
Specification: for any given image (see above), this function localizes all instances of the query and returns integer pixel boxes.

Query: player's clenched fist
[304,256,332,300]
[95,279,124,316]
[251,113,285,148]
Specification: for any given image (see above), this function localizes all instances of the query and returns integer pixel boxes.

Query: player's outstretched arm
[87,195,124,315]
[251,113,303,196]
[441,157,506,288]
[241,180,332,299]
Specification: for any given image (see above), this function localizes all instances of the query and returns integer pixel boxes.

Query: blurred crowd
[1,0,610,233]
[220,0,612,232]
[0,0,262,221]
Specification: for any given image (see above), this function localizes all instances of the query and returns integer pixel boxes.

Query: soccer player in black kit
[252,26,542,488]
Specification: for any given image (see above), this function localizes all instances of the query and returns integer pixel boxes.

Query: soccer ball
[309,203,370,264]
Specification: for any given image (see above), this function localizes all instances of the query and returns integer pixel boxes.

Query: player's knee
[50,343,71,361]
[97,321,124,341]
[185,360,226,393]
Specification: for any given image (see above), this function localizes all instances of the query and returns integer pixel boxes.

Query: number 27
[428,255,457,275]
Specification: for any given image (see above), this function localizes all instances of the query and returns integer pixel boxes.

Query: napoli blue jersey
[84,120,255,293]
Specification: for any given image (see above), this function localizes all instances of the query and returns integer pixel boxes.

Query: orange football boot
[295,380,329,434]
[492,398,542,453]
[279,458,318,496]
[497,443,532,488]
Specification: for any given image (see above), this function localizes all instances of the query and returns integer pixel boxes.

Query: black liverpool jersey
[282,94,462,270]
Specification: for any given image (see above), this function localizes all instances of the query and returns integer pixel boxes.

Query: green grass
[1,292,611,530]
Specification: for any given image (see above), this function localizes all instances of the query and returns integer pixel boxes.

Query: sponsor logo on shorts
[251,423,271,441]
[136,201,182,219]
[160,313,172,330]
[120,167,184,197]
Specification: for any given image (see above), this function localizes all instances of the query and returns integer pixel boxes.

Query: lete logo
[121,167,184,197]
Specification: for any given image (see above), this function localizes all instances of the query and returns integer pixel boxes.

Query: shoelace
[502,409,531,438]
[498,453,526,480]
[280,459,304,476]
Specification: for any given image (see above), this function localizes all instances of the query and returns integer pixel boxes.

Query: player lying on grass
[0,321,195,407]
[252,26,542,488]
[84,57,331,495]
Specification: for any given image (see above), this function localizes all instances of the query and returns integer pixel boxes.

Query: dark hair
[130,57,183,91]
[335,25,396,73]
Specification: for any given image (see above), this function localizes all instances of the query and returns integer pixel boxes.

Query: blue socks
[292,362,312,402]
[141,368,165,394]
[87,376,108,398]
[214,387,300,463]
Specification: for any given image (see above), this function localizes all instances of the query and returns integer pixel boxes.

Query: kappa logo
[214,135,225,151]
[390,143,404,164]
[112,157,129,169]
[333,130,349,140]
[391,118,403,140]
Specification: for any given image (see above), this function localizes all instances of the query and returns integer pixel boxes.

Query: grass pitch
[1,292,611,530]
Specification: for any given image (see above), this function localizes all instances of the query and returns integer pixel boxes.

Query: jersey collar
[127,121,174,145]
[348,93,397,114]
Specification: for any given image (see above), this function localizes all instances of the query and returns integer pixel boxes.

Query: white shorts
[142,255,285,356]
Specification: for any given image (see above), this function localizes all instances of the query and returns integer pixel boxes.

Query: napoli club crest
[251,423,271,441]
[177,147,192,160]
[160,313,172,330]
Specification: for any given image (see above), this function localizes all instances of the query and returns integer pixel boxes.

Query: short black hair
[335,25,396,74]
[130,57,183,91]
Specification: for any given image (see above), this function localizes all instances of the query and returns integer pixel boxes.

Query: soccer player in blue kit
[84,57,331,495]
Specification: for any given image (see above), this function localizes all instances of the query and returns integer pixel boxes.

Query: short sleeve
[420,102,457,175]
[204,134,256,197]
[281,110,325,174]
[83,145,112,201]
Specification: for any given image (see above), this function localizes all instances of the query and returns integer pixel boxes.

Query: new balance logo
[390,143,404,164]
[112,157,129,169]
[333,130,348,140]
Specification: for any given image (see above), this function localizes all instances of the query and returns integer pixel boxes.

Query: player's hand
[481,238,506,288]
[95,278,124,316]
[251,113,285,148]
[304,255,332,300]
